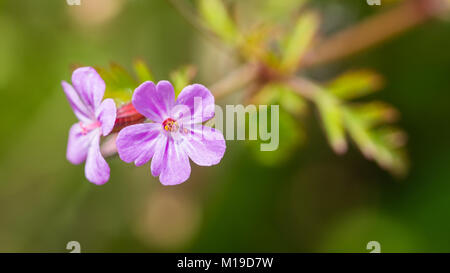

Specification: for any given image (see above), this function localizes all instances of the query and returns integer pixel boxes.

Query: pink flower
[116,81,226,185]
[62,67,117,185]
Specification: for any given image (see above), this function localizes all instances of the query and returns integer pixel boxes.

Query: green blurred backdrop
[0,0,450,252]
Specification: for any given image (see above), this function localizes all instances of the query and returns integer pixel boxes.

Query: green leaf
[96,63,138,105]
[327,70,383,100]
[133,59,154,83]
[279,87,308,117]
[280,11,319,72]
[170,65,197,96]
[250,83,282,105]
[315,92,347,154]
[260,0,307,22]
[343,109,408,176]
[251,83,307,117]
[349,102,398,128]
[198,0,238,44]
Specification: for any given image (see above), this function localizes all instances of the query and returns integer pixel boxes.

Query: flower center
[79,121,101,135]
[162,118,179,132]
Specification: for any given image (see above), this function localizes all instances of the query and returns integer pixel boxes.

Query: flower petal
[85,132,110,185]
[96,98,117,136]
[159,138,191,186]
[71,67,106,111]
[62,81,92,122]
[151,135,169,177]
[181,126,226,166]
[174,84,215,124]
[132,81,175,123]
[116,123,163,166]
[66,123,97,164]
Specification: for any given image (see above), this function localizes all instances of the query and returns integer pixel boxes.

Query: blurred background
[1,0,450,252]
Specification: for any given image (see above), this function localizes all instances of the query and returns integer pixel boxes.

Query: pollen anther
[162,118,179,132]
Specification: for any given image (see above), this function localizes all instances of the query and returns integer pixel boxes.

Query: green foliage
[196,0,406,176]
[97,61,155,106]
[133,59,155,83]
[96,61,198,105]
[96,63,137,106]
[314,71,408,176]
[252,83,308,117]
[259,0,307,21]
[327,70,383,100]
[280,11,320,72]
[198,0,238,44]
[249,84,307,166]
[170,65,197,96]
[315,91,347,154]
[343,108,408,176]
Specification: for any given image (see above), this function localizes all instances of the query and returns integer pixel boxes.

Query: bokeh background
[1,0,450,252]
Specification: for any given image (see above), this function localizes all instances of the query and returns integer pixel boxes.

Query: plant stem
[284,76,321,101]
[210,63,259,99]
[302,0,449,68]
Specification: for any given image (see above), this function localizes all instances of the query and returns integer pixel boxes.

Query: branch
[302,0,449,68]
[210,63,259,99]
[284,76,321,100]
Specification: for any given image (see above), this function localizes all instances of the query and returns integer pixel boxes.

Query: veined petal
[116,123,163,166]
[151,134,169,177]
[181,126,226,166]
[159,138,191,186]
[175,84,215,124]
[62,81,92,122]
[66,123,97,164]
[156,80,176,115]
[96,98,117,136]
[132,81,175,123]
[71,67,106,111]
[85,132,110,185]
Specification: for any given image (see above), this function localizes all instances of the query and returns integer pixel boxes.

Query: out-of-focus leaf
[315,92,347,154]
[133,59,154,83]
[260,0,307,22]
[371,128,409,177]
[279,87,308,117]
[343,109,408,176]
[170,65,197,96]
[327,70,383,100]
[250,83,281,105]
[375,127,407,148]
[251,83,307,117]
[349,102,399,128]
[198,0,238,44]
[96,63,137,105]
[280,11,319,72]
[249,108,305,166]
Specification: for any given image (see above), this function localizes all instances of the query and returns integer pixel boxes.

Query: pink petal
[174,84,215,124]
[66,123,97,164]
[62,81,92,123]
[159,138,191,186]
[116,123,163,166]
[71,67,105,111]
[181,126,226,166]
[132,81,175,123]
[85,133,110,185]
[96,98,117,136]
[151,135,169,177]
